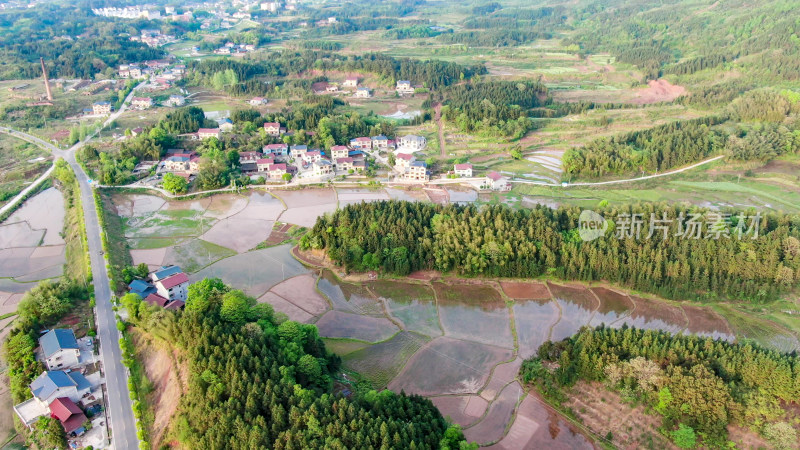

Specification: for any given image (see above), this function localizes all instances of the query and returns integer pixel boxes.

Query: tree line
[437,80,549,138]
[303,201,800,302]
[521,326,800,448]
[118,278,471,449]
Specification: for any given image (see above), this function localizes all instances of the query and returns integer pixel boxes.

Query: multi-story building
[454,163,473,177]
[39,329,81,370]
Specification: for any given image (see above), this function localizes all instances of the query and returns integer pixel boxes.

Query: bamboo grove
[521,326,800,448]
[119,279,467,449]
[303,201,800,302]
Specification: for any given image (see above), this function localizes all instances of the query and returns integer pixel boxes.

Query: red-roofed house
[49,397,87,434]
[155,272,189,302]
[350,137,372,150]
[165,300,185,310]
[263,143,289,157]
[267,163,287,180]
[144,293,170,307]
[454,163,473,177]
[239,151,261,164]
[257,158,275,172]
[264,122,282,137]
[394,152,415,171]
[485,171,511,191]
[302,150,322,164]
[330,145,349,159]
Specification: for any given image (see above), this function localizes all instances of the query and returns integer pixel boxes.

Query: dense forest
[119,279,469,449]
[438,80,549,138]
[562,117,726,178]
[187,50,485,93]
[521,326,800,448]
[303,201,800,302]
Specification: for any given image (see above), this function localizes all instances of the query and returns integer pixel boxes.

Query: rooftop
[158,272,189,289]
[144,293,169,307]
[39,329,79,358]
[151,265,182,281]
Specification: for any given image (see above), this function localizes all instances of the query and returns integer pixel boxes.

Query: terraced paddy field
[111,190,799,447]
[0,188,66,325]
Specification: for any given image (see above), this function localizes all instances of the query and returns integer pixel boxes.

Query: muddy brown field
[564,381,675,449]
[500,281,551,300]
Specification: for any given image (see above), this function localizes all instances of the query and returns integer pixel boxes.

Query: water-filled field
[110,190,798,447]
[0,188,65,302]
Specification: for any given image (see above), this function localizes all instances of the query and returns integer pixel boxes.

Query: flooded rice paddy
[0,188,66,321]
[112,189,799,447]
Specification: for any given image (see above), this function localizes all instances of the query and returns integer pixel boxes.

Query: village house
[239,151,262,164]
[312,159,333,177]
[197,128,221,140]
[354,87,372,98]
[330,145,349,159]
[249,97,268,106]
[325,83,339,93]
[290,145,308,160]
[350,136,372,150]
[163,152,200,174]
[166,94,185,107]
[30,371,92,406]
[39,329,81,370]
[131,97,153,110]
[263,143,289,158]
[371,135,390,150]
[49,397,89,435]
[398,134,427,151]
[336,157,353,171]
[14,371,93,429]
[267,163,287,180]
[395,152,415,171]
[396,80,415,95]
[454,163,473,177]
[217,118,234,132]
[92,101,112,115]
[404,161,429,181]
[257,157,275,172]
[485,171,511,191]
[264,122,282,137]
[154,271,189,303]
[343,77,359,88]
[302,150,322,164]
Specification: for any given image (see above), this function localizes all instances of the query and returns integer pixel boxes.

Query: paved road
[0,84,144,450]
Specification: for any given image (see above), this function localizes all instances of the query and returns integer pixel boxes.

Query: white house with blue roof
[15,370,94,427]
[40,329,81,370]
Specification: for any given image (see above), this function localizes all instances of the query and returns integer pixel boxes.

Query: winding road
[0,84,144,450]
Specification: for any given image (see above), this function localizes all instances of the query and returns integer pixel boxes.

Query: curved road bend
[0,83,144,449]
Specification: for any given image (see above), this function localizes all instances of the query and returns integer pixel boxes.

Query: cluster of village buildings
[13,329,106,447]
[128,265,190,309]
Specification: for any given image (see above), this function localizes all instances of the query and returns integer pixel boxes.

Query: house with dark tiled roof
[39,329,80,370]
[30,371,92,405]
[14,371,93,429]
[129,279,156,298]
